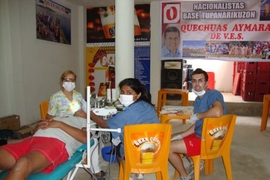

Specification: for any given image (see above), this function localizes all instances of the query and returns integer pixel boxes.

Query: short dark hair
[164,26,180,38]
[191,68,209,82]
[119,78,153,105]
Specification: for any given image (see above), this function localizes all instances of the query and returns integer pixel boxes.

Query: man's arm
[38,120,87,143]
[46,109,87,119]
[172,100,224,138]
[196,100,224,119]
[46,113,54,119]
[174,124,195,138]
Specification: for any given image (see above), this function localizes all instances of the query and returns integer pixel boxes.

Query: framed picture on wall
[98,82,110,97]
[35,0,71,44]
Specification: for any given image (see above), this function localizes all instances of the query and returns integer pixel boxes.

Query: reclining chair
[0,86,120,180]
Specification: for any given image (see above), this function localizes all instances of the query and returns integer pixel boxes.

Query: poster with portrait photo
[161,24,182,58]
[160,2,182,58]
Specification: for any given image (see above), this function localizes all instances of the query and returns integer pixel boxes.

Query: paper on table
[160,106,193,115]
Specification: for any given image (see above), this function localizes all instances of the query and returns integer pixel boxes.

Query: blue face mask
[119,94,134,107]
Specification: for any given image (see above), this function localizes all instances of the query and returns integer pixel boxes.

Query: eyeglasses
[191,78,205,83]
[63,78,76,82]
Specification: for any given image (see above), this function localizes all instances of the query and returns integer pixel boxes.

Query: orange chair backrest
[200,114,237,160]
[40,100,49,119]
[123,123,172,174]
[157,88,189,116]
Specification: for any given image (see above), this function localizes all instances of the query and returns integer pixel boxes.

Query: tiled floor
[3,92,266,179]
[70,120,195,180]
[70,93,266,179]
[70,115,270,180]
[4,115,269,180]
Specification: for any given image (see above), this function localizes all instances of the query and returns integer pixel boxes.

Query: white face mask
[62,82,75,92]
[119,94,134,107]
[192,88,205,96]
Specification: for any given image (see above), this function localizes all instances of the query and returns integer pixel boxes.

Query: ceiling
[65,0,217,8]
[65,0,158,7]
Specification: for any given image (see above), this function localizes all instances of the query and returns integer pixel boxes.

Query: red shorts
[183,133,201,156]
[2,137,69,173]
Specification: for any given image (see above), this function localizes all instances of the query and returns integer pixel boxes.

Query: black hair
[119,78,153,106]
[191,68,209,82]
[164,26,180,38]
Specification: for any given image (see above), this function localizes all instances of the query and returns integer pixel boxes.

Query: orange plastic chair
[261,94,270,131]
[157,88,189,124]
[118,123,172,180]
[174,114,237,180]
[40,100,49,119]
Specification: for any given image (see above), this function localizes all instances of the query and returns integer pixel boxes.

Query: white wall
[185,60,233,92]
[150,2,233,106]
[0,0,86,125]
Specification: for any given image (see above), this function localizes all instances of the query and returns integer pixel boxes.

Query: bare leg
[3,151,51,180]
[169,140,189,177]
[0,147,16,169]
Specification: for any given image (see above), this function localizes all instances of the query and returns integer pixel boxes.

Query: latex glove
[190,113,200,123]
[81,99,87,112]
[112,136,121,146]
[171,134,183,141]
[59,111,68,118]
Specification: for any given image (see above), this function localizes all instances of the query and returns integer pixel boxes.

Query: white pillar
[115,0,134,93]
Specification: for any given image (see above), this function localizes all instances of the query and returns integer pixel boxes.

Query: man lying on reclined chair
[0,116,105,180]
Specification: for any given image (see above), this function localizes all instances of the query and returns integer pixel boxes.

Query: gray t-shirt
[34,116,86,158]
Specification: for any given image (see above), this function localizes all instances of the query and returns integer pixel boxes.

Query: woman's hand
[42,119,62,129]
[34,119,62,132]
[34,120,50,133]
[74,109,87,118]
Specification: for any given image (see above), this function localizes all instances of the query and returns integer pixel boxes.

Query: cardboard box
[12,126,33,140]
[0,115,21,130]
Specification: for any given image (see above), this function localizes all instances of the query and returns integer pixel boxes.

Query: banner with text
[161,0,270,62]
